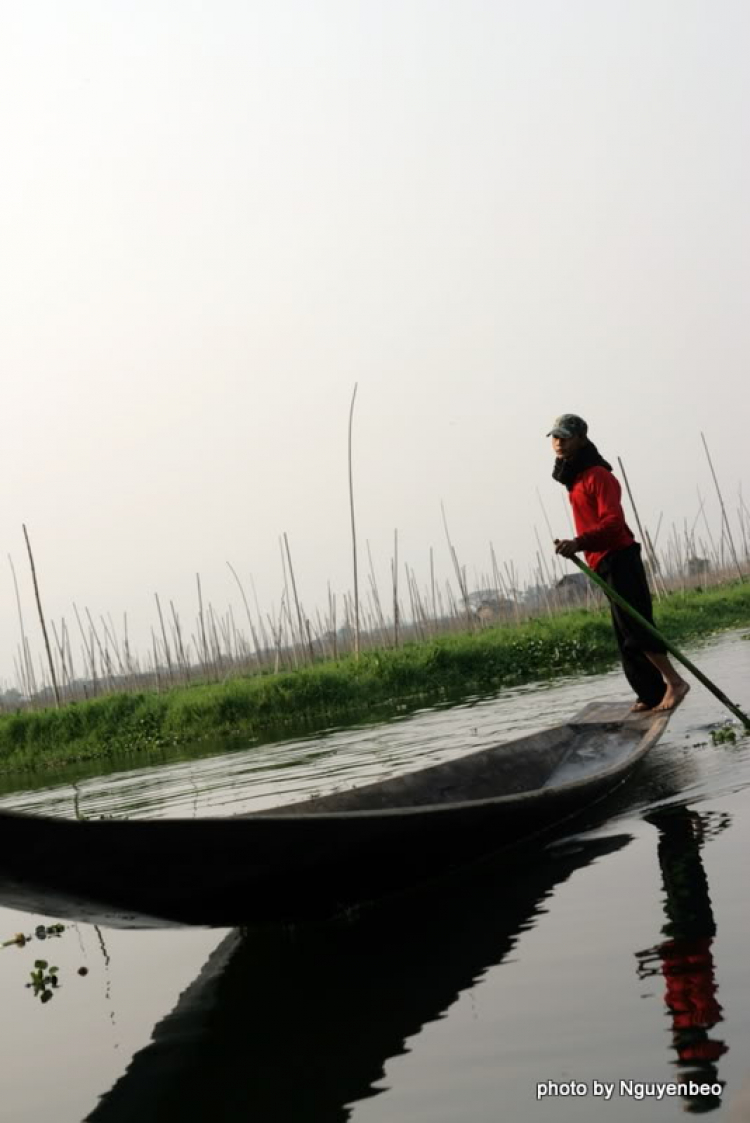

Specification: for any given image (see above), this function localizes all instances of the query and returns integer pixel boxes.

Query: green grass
[1,580,749,777]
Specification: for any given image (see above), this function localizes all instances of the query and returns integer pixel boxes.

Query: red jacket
[569,466,635,571]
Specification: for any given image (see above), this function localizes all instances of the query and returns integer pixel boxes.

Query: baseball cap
[546,414,588,439]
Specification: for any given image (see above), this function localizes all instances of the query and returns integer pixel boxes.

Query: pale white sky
[1,1,749,686]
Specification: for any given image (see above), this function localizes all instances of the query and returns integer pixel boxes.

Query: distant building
[555,572,589,603]
[687,555,711,578]
[464,590,515,623]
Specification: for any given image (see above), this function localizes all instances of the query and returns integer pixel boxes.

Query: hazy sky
[2,1,749,686]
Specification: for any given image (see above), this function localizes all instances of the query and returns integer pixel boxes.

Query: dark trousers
[597,544,666,708]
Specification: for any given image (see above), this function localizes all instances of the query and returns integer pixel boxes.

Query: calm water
[1,631,750,1122]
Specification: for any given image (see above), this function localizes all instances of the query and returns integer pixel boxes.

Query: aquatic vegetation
[2,924,69,1004]
[27,960,60,1003]
[0,582,749,778]
[711,724,739,745]
[2,923,65,948]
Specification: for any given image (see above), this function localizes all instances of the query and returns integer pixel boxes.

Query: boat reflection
[636,806,731,1114]
[87,831,632,1122]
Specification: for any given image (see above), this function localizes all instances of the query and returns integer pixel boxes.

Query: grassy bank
[1,581,749,777]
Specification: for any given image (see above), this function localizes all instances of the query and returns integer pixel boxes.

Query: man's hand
[554,538,581,558]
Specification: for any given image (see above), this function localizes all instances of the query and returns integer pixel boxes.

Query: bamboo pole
[123,612,138,684]
[37,654,49,702]
[226,605,240,664]
[283,533,308,664]
[535,554,554,617]
[739,504,750,565]
[150,629,162,692]
[170,601,189,682]
[445,579,459,624]
[366,541,387,634]
[347,383,360,659]
[22,525,60,708]
[249,574,270,657]
[537,489,561,582]
[8,554,33,698]
[278,540,298,667]
[643,527,666,597]
[315,608,331,659]
[560,491,576,537]
[304,617,316,663]
[392,529,400,647]
[534,525,558,610]
[196,573,209,670]
[701,432,744,581]
[342,593,352,654]
[207,604,224,677]
[85,608,115,691]
[696,490,720,570]
[100,615,125,679]
[12,652,24,701]
[616,458,664,600]
[63,618,76,686]
[328,584,338,660]
[441,501,473,627]
[50,620,71,696]
[73,610,95,678]
[651,511,664,551]
[738,491,750,561]
[490,544,513,615]
[270,597,285,672]
[408,568,425,637]
[105,613,125,675]
[155,593,174,685]
[367,572,385,639]
[226,562,263,667]
[24,637,38,700]
[503,561,521,624]
[405,564,422,641]
[217,610,231,660]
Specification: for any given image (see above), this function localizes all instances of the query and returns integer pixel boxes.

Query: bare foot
[630,701,651,712]
[652,681,691,713]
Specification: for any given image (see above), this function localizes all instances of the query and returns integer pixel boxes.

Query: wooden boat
[0,700,670,928]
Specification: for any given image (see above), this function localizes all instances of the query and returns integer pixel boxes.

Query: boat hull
[0,701,669,926]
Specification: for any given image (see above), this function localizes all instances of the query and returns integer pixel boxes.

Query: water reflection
[636,807,731,1114]
[86,831,632,1122]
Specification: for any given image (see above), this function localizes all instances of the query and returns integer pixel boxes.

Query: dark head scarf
[552,440,613,491]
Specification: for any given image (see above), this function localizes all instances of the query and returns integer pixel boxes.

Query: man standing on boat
[548,413,689,713]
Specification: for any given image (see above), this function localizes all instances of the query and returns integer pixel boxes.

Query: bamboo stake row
[3,457,749,709]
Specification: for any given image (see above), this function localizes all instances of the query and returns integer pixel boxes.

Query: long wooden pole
[536,489,561,582]
[392,529,400,647]
[565,551,750,729]
[701,432,744,582]
[616,457,665,599]
[283,532,309,662]
[348,383,360,659]
[22,525,61,708]
[154,593,174,684]
[8,554,33,698]
[440,501,472,627]
[226,562,263,668]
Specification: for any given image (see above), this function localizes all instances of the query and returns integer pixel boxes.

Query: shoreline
[1,581,749,786]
